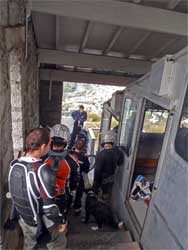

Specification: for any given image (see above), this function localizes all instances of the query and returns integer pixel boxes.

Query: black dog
[83,191,122,230]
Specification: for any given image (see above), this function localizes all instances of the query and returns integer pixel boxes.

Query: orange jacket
[46,158,70,196]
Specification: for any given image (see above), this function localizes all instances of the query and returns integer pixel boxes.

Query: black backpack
[9,160,41,226]
[48,150,68,172]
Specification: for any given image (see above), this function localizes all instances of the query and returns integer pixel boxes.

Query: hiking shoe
[118,221,124,229]
[74,208,81,215]
[91,226,99,231]
[81,217,87,223]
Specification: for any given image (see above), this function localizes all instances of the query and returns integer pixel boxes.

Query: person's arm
[92,153,104,193]
[114,146,124,165]
[81,155,90,173]
[72,110,78,121]
[4,203,19,230]
[66,156,79,191]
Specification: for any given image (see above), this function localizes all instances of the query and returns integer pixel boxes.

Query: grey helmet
[100,130,116,146]
[50,124,70,147]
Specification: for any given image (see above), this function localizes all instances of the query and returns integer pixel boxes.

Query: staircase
[67,212,140,250]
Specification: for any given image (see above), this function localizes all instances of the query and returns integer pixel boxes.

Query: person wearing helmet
[46,124,79,216]
[45,124,71,217]
[72,139,90,214]
[93,131,124,198]
[64,150,80,211]
[69,120,81,150]
[92,131,124,229]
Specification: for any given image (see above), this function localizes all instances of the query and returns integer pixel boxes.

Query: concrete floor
[66,209,137,250]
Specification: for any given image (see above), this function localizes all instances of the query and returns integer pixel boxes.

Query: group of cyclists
[7,105,90,249]
[7,105,124,250]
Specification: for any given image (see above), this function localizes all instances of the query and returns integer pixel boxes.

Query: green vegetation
[143,111,168,133]
[64,82,77,92]
[87,112,101,122]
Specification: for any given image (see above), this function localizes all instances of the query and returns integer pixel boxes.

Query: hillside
[62,82,124,115]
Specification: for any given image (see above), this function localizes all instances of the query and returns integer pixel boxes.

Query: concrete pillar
[0,26,14,249]
[7,30,25,157]
[3,6,39,157]
[0,1,38,249]
[39,80,63,127]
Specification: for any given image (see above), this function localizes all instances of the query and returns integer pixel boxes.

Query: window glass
[142,110,169,133]
[110,116,119,130]
[175,86,188,162]
[120,99,137,151]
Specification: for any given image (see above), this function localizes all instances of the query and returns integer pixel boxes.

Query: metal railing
[87,128,96,156]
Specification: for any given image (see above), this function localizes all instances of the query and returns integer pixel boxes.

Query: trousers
[19,219,67,250]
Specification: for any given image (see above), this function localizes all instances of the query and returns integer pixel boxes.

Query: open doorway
[128,100,169,227]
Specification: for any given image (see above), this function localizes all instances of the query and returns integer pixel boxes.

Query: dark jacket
[65,154,79,191]
[93,146,124,194]
[71,110,87,126]
[74,151,90,174]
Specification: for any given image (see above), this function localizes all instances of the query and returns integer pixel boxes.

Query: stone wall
[6,23,39,156]
[0,25,14,238]
[22,23,39,138]
[0,1,39,249]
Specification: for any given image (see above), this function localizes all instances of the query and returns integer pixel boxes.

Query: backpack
[48,150,68,172]
[8,160,41,226]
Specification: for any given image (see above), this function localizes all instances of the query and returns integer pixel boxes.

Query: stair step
[124,230,133,242]
[67,230,133,249]
[108,242,141,250]
[67,242,140,250]
[67,210,135,250]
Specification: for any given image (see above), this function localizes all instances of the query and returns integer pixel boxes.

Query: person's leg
[83,209,90,223]
[73,179,84,211]
[66,188,73,212]
[47,227,67,250]
[109,193,124,229]
[19,219,37,250]
[109,209,120,228]
[69,122,78,149]
[101,190,121,228]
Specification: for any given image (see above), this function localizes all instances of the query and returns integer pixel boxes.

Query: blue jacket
[71,110,87,126]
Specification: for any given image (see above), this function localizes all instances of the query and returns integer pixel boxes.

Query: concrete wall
[0,1,39,249]
[39,80,63,127]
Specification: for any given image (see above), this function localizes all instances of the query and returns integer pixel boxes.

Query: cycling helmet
[50,124,70,148]
[100,131,116,146]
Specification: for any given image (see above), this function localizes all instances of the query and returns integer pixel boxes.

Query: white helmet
[100,131,116,146]
[50,124,70,143]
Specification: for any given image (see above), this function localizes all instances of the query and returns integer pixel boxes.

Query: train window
[109,116,119,145]
[120,99,137,151]
[142,110,169,133]
[175,86,188,162]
